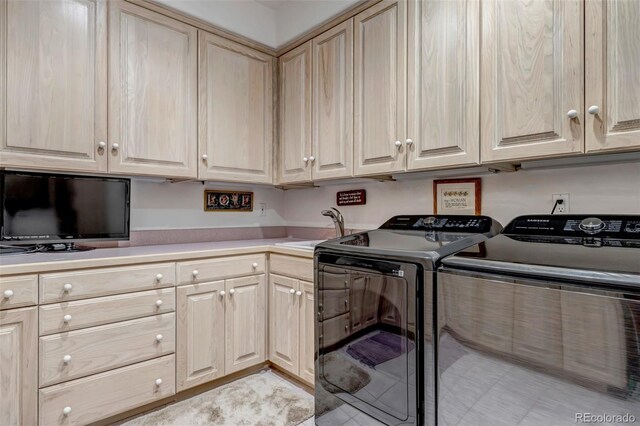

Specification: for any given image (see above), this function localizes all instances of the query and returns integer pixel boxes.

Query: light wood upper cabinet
[407,0,479,170]
[585,0,640,153]
[354,0,407,176]
[0,307,37,426]
[480,0,584,162]
[177,281,226,392]
[225,275,266,374]
[269,274,299,375]
[0,0,107,173]
[299,280,315,385]
[108,0,197,178]
[312,19,354,181]
[279,42,313,184]
[199,31,274,183]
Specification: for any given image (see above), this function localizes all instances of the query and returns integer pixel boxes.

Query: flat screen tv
[1,171,130,245]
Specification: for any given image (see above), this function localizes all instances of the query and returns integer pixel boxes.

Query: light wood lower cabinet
[0,307,38,426]
[39,355,175,426]
[177,274,266,392]
[0,274,38,311]
[269,273,315,386]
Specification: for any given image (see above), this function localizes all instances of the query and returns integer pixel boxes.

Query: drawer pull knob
[156,300,163,307]
[156,334,164,342]
[63,355,72,364]
[252,262,258,268]
[155,273,163,281]
[63,407,72,416]
[220,290,226,297]
[63,283,73,292]
[296,290,302,297]
[63,315,72,323]
[3,289,13,299]
[155,378,163,386]
[289,288,295,294]
[229,288,235,295]
[588,105,600,115]
[192,270,199,277]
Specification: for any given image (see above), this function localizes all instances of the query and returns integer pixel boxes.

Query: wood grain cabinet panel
[585,0,640,153]
[354,0,407,176]
[407,0,479,170]
[108,0,197,178]
[269,274,299,375]
[0,307,37,426]
[0,274,37,311]
[480,0,584,162]
[299,280,315,385]
[198,31,274,183]
[176,281,226,392]
[225,275,266,374]
[312,19,354,181]
[278,42,313,184]
[0,0,107,173]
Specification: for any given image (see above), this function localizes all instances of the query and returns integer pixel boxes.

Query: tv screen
[1,172,130,244]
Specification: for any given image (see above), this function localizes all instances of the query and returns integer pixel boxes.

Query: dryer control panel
[380,215,500,233]
[503,215,640,239]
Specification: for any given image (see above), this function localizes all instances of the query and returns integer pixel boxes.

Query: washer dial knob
[579,217,605,234]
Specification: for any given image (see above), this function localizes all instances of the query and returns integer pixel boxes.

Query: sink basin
[275,240,326,250]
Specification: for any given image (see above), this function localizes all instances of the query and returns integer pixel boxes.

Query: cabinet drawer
[40,263,176,303]
[40,288,176,336]
[177,254,265,284]
[40,313,175,387]
[270,254,313,281]
[319,289,349,319]
[320,313,350,348]
[39,355,175,426]
[0,274,38,310]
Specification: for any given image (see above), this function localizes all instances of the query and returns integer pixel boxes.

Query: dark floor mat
[346,331,415,368]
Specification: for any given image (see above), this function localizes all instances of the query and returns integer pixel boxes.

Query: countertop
[0,239,314,276]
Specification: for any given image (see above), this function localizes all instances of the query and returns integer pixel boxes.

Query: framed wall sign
[337,189,366,206]
[433,178,481,215]
[204,190,253,212]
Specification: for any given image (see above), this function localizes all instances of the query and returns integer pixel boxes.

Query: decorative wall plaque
[337,189,366,206]
[433,178,481,215]
[204,190,253,212]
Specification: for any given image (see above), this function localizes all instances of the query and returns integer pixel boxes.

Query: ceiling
[156,0,360,49]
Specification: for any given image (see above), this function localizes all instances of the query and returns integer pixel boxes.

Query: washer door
[316,256,419,425]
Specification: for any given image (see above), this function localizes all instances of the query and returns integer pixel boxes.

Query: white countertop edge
[0,239,314,276]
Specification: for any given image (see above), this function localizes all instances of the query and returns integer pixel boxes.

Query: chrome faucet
[322,208,345,238]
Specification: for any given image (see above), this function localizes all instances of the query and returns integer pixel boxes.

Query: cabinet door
[299,280,315,385]
[278,42,312,184]
[225,275,266,374]
[0,307,37,426]
[176,281,225,392]
[199,32,274,183]
[108,0,197,178]
[1,0,107,173]
[480,0,584,162]
[269,274,299,375]
[585,0,640,153]
[312,19,354,181]
[354,0,407,176]
[407,0,479,170]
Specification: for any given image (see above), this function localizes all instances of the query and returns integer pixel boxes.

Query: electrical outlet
[552,193,570,213]
[259,203,267,217]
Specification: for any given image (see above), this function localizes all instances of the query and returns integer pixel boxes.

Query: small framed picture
[204,190,253,212]
[433,178,481,215]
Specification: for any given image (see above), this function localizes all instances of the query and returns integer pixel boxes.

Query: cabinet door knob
[588,105,600,115]
[155,273,163,281]
[220,290,226,297]
[63,354,72,364]
[63,407,72,416]
[63,283,73,292]
[112,143,120,150]
[296,290,302,296]
[252,262,258,268]
[289,288,295,294]
[3,289,13,299]
[309,156,315,162]
[229,288,235,295]
[155,334,164,342]
[303,157,308,163]
[566,109,578,119]
[405,138,413,145]
[202,154,208,160]
[192,270,199,277]
[155,300,163,307]
[63,314,72,323]
[98,141,107,149]
[155,378,163,386]
[394,140,402,147]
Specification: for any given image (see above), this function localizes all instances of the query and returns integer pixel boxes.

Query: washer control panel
[504,215,640,239]
[380,215,498,233]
